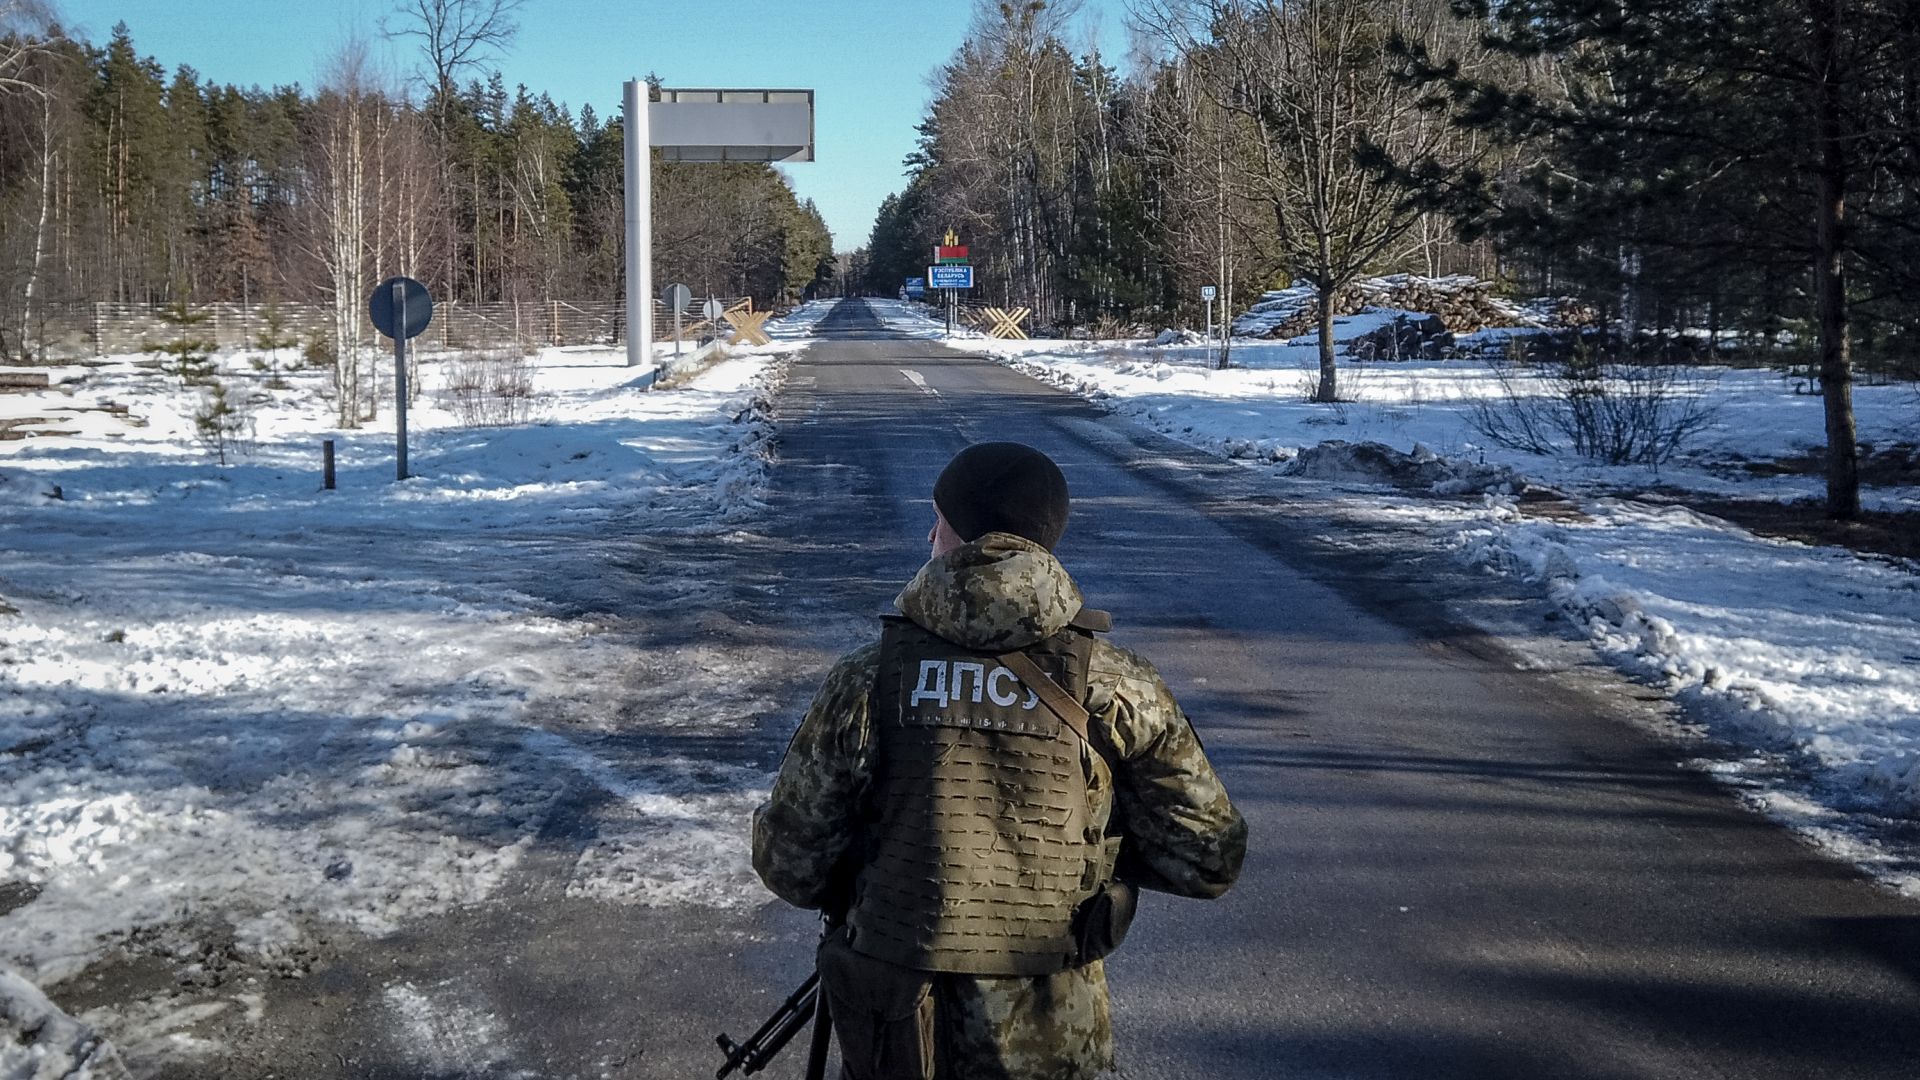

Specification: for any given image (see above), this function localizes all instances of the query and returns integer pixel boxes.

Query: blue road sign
[928,264,974,289]
[905,277,927,298]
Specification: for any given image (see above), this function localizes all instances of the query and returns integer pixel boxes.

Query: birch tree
[300,42,377,426]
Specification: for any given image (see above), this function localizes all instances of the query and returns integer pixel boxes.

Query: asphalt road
[762,299,1920,1079]
[127,297,1920,1080]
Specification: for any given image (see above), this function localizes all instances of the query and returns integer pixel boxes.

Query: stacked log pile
[1235,274,1548,340]
[1353,276,1531,333]
[1347,314,1449,361]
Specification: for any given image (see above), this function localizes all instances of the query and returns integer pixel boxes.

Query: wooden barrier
[724,308,772,347]
[983,307,1031,340]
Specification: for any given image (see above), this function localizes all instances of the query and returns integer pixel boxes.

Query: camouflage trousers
[818,928,1115,1080]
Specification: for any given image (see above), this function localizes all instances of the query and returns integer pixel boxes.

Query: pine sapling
[251,302,298,389]
[145,297,218,387]
[193,380,254,465]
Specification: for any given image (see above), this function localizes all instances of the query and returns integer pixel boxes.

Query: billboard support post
[623,79,653,369]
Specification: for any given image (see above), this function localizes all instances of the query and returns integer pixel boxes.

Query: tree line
[864,0,1920,517]
[0,6,835,366]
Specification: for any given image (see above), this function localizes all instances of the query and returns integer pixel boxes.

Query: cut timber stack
[1235,274,1544,339]
[0,371,52,391]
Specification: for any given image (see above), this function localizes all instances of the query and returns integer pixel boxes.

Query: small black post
[323,439,336,490]
[393,281,410,481]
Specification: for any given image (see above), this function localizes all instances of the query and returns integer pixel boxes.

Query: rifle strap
[997,649,1097,755]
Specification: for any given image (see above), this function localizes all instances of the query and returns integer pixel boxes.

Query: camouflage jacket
[753,532,1247,1079]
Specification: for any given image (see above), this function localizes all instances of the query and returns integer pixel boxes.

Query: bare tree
[1137,0,1473,401]
[0,0,56,96]
[385,0,524,108]
[385,0,524,299]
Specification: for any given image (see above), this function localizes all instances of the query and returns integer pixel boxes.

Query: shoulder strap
[1071,608,1113,633]
[997,649,1096,752]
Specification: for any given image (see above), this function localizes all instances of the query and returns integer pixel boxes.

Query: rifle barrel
[715,974,820,1078]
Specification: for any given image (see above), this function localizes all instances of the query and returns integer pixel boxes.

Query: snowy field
[867,298,1920,892]
[0,302,833,1072]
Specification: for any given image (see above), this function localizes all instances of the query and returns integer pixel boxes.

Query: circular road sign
[662,283,693,314]
[369,276,433,340]
[702,297,725,322]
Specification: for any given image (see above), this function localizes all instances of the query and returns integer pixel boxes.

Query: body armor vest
[849,613,1112,977]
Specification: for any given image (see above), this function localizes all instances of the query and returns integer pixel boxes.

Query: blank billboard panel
[650,89,814,163]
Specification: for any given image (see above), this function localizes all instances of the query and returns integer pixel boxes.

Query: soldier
[752,442,1247,1080]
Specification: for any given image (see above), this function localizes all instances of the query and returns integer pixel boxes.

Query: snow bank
[0,472,60,506]
[1,971,129,1080]
[1280,440,1523,495]
[1451,497,1920,818]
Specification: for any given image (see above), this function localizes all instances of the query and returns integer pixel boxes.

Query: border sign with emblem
[928,264,974,289]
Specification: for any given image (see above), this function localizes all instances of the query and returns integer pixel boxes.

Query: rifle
[715,969,832,1079]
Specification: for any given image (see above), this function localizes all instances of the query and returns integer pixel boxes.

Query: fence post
[551,300,561,346]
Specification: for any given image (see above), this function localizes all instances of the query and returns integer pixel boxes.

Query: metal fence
[29,297,756,359]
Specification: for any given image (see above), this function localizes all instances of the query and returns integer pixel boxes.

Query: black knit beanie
[933,442,1070,551]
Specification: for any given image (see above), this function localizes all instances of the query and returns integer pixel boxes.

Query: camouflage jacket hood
[895,532,1085,653]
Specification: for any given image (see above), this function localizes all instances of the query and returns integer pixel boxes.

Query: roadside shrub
[442,350,549,427]
[1469,345,1719,467]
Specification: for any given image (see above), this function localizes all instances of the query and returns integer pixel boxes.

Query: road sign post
[1198,282,1213,357]
[663,282,692,357]
[368,276,433,482]
[931,230,972,337]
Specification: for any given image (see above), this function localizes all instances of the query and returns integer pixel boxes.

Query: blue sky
[56,0,1131,250]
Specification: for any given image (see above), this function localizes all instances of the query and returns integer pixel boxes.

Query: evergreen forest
[0,10,836,359]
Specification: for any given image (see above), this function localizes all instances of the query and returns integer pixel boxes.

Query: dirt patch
[1679,496,1920,563]
[1732,443,1920,487]
[1513,486,1595,523]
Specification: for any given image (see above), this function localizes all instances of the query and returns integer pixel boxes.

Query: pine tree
[1392,0,1899,519]
[144,295,216,386]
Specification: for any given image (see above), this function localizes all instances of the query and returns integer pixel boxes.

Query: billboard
[650,89,815,163]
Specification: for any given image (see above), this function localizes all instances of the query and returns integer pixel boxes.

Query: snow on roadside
[0,307,824,1066]
[0,970,129,1080]
[863,298,1920,890]
[1450,498,1920,822]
